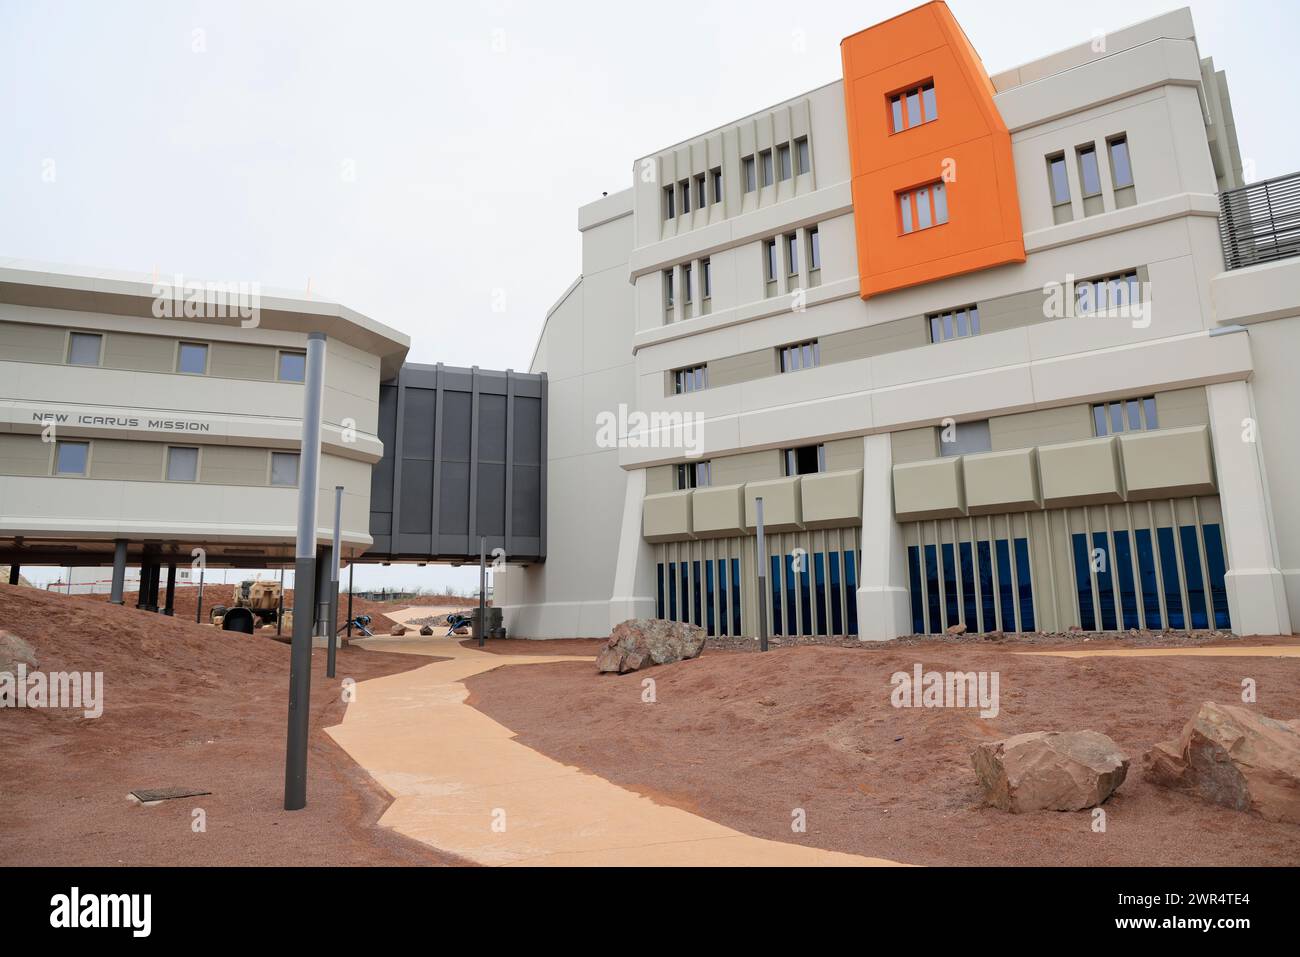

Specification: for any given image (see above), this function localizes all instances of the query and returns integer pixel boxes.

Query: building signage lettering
[31,412,211,433]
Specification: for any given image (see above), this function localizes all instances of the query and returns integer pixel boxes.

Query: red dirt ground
[0,584,461,866]
[464,640,1300,866]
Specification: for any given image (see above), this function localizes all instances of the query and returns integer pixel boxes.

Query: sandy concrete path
[325,621,904,867]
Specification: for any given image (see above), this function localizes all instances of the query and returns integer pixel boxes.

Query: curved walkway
[326,609,903,867]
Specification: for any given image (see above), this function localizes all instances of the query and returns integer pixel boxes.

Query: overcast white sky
[3,0,1296,590]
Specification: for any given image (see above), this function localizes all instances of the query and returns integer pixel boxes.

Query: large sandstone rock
[972,730,1129,812]
[389,624,407,636]
[0,630,38,674]
[596,618,706,675]
[1143,701,1300,824]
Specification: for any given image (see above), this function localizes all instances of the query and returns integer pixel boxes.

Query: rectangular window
[764,239,777,282]
[808,226,820,270]
[742,155,756,193]
[673,365,707,394]
[937,420,991,457]
[779,340,819,373]
[783,444,825,476]
[795,137,810,175]
[675,460,711,489]
[777,143,792,181]
[177,341,208,375]
[277,351,307,382]
[786,233,798,275]
[663,185,675,219]
[270,451,300,487]
[1047,153,1070,207]
[1077,144,1101,197]
[679,180,690,214]
[759,149,773,187]
[889,81,936,132]
[701,258,712,298]
[67,332,103,366]
[696,173,707,209]
[1075,270,1140,315]
[1108,135,1133,188]
[682,263,692,303]
[711,167,723,203]
[166,446,199,482]
[928,304,981,343]
[55,440,89,476]
[1092,396,1157,436]
[663,270,674,309]
[899,181,947,234]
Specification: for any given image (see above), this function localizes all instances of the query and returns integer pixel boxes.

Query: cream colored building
[497,4,1300,640]
[0,261,408,602]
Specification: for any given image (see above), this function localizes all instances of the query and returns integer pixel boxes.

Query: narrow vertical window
[759,149,773,187]
[696,173,707,208]
[711,167,723,203]
[764,239,777,282]
[701,258,712,299]
[1109,135,1133,188]
[777,143,792,181]
[808,226,820,271]
[663,185,675,219]
[1047,153,1070,206]
[1077,144,1101,197]
[786,233,798,275]
[794,137,809,175]
[742,155,756,193]
[679,180,690,214]
[682,263,692,303]
[663,269,674,310]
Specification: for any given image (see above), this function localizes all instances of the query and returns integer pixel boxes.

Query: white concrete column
[794,226,810,293]
[856,433,912,641]
[608,467,658,627]
[1205,379,1292,635]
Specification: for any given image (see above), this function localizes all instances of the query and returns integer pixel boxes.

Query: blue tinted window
[716,559,728,635]
[924,544,941,634]
[844,551,858,635]
[692,561,702,627]
[680,563,690,623]
[1072,533,1096,630]
[941,543,959,629]
[907,546,925,634]
[1157,527,1185,629]
[785,554,798,636]
[656,564,665,619]
[1092,531,1117,631]
[705,561,716,636]
[1134,529,1161,629]
[976,540,996,632]
[814,553,828,636]
[668,562,678,622]
[731,559,742,636]
[1014,538,1035,632]
[799,556,813,635]
[829,551,844,635]
[1202,524,1231,630]
[959,542,977,629]
[1180,526,1209,629]
[995,539,1017,631]
[769,555,783,635]
[1112,530,1140,629]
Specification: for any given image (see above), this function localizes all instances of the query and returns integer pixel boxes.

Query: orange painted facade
[841,1,1025,299]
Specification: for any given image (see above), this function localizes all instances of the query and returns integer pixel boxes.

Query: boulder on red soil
[1143,701,1300,824]
[389,624,407,636]
[972,730,1129,812]
[596,618,706,675]
[0,629,38,673]
[419,625,434,636]
[945,623,967,636]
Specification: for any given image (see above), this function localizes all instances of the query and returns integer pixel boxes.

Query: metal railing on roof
[1219,170,1300,270]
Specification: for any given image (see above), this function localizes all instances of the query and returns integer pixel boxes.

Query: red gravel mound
[464,641,1300,866]
[0,584,457,866]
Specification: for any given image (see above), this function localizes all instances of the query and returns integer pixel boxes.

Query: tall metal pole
[284,331,326,811]
[327,485,343,678]
[478,536,486,648]
[346,562,354,639]
[755,496,769,653]
[196,564,204,624]
[276,566,284,637]
[109,539,127,605]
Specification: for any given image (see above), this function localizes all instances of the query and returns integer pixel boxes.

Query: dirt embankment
[0,584,459,866]
[464,640,1300,867]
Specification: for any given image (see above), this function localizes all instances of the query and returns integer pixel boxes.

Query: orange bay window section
[841,1,1025,298]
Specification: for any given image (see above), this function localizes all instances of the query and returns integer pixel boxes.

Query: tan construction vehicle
[210,578,283,631]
